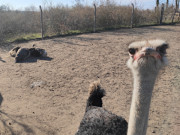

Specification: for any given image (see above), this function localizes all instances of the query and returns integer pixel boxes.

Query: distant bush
[0,6,40,42]
[44,5,94,34]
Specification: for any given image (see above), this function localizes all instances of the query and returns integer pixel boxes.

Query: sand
[0,25,179,135]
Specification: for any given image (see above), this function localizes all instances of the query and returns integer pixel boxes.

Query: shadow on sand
[0,57,6,63]
[0,93,56,135]
[0,93,3,106]
[0,93,34,135]
[16,56,53,63]
[106,25,176,36]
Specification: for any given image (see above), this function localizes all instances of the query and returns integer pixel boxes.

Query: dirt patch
[0,25,180,135]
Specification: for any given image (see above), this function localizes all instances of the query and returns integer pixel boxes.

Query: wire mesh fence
[0,2,179,44]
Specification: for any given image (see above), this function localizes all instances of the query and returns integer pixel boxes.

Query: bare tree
[0,5,10,11]
[75,0,83,6]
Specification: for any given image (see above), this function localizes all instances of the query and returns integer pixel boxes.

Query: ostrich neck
[127,71,158,135]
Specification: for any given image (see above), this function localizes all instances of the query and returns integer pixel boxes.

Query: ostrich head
[127,39,169,75]
[39,49,47,57]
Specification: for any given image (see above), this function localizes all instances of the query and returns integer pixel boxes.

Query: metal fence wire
[0,3,179,43]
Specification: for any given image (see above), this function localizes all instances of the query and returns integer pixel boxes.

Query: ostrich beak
[134,47,161,60]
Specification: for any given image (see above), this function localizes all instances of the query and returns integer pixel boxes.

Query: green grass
[65,30,83,34]
[5,21,179,44]
[6,30,85,43]
[6,33,42,43]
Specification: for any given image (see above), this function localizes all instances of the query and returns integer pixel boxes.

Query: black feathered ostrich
[76,39,169,135]
[9,44,47,63]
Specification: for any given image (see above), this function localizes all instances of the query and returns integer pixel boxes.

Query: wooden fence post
[176,0,180,11]
[39,5,44,40]
[131,3,134,28]
[155,5,160,23]
[171,9,176,23]
[160,4,164,24]
[166,0,169,9]
[93,4,96,33]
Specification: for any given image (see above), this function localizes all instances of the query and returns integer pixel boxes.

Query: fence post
[176,0,179,11]
[160,4,164,24]
[155,5,160,23]
[131,3,134,28]
[39,5,44,40]
[166,0,169,9]
[171,9,176,23]
[93,4,96,32]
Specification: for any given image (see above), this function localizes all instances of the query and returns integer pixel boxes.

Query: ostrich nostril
[142,47,153,52]
[147,48,151,51]
[146,48,152,53]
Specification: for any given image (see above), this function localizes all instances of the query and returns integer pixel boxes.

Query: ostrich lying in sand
[9,45,47,63]
[76,39,169,135]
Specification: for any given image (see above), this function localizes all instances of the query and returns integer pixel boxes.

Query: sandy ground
[0,25,179,135]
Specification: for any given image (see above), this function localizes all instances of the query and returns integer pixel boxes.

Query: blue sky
[0,0,176,10]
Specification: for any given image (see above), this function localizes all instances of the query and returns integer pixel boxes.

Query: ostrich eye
[156,44,169,54]
[129,48,136,55]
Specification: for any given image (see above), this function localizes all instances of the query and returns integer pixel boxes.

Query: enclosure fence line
[0,2,179,43]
